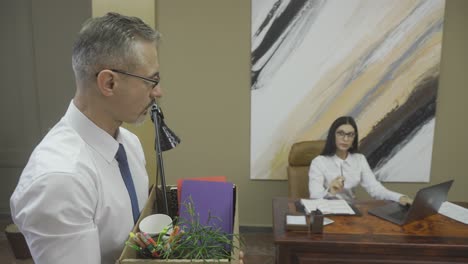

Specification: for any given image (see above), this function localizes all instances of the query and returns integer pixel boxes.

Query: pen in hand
[340,164,345,186]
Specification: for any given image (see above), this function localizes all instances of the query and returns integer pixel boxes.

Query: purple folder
[179,180,234,235]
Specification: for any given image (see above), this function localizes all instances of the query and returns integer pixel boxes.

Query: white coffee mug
[139,214,173,237]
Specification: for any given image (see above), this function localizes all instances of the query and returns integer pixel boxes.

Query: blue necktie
[116,143,140,224]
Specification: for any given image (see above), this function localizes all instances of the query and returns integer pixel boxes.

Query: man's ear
[96,70,117,96]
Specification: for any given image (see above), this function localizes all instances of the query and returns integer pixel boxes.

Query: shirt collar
[65,100,120,164]
[332,153,352,166]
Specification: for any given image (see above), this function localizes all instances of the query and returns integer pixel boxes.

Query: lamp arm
[150,102,169,215]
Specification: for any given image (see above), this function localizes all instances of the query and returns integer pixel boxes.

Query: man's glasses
[110,69,160,89]
[336,131,355,139]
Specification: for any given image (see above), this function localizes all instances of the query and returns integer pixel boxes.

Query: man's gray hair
[72,12,160,83]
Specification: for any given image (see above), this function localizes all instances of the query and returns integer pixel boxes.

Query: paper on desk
[286,215,307,225]
[323,217,334,225]
[439,201,468,224]
[300,198,355,215]
[286,215,334,226]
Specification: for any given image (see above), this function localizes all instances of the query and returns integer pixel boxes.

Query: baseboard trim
[239,225,272,233]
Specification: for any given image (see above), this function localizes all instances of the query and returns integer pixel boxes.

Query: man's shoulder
[26,123,94,178]
[12,122,97,199]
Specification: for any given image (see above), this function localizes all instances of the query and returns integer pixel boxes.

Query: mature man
[11,13,163,263]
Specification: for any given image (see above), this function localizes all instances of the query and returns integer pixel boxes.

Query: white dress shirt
[308,153,402,202]
[10,101,149,264]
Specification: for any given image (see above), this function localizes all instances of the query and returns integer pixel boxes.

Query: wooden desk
[273,197,468,264]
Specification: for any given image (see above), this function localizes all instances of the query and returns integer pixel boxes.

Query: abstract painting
[250,0,445,181]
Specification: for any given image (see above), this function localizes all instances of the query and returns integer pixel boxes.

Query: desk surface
[273,197,468,264]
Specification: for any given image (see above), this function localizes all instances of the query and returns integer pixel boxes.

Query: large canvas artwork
[250,0,445,181]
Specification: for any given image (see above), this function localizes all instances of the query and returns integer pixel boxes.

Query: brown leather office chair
[287,140,325,198]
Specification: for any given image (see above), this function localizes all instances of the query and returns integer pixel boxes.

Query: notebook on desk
[299,198,361,216]
[368,180,453,226]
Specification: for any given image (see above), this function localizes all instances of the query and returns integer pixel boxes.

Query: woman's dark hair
[321,116,359,156]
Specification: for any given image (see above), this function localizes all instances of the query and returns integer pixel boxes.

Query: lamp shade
[158,118,180,151]
[150,102,181,151]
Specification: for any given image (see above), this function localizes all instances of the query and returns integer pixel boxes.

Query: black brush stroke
[251,0,309,87]
[359,75,439,169]
[253,0,283,38]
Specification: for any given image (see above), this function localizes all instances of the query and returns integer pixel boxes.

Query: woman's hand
[399,195,413,206]
[329,176,345,195]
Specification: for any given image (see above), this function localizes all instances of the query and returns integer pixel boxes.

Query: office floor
[1,216,275,264]
[241,228,275,264]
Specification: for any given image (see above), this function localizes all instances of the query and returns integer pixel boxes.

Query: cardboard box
[4,223,32,259]
[117,185,240,264]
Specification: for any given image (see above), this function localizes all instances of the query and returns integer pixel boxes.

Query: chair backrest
[287,140,325,198]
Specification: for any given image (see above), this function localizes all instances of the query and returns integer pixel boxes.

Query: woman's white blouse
[308,153,402,202]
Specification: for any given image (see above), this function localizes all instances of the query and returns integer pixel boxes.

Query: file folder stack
[180,180,235,235]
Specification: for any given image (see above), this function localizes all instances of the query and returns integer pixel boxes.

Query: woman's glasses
[336,130,355,140]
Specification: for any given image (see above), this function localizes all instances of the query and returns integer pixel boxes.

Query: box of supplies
[4,224,32,259]
[117,184,240,264]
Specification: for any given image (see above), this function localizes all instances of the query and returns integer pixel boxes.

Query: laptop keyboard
[388,204,410,220]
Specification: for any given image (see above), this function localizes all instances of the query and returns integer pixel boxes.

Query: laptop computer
[368,180,453,225]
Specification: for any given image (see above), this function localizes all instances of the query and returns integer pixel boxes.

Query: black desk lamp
[150,101,180,215]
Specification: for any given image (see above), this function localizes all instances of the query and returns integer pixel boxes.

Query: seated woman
[308,116,412,205]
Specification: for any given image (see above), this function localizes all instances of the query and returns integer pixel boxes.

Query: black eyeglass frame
[335,130,356,139]
[103,69,160,88]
